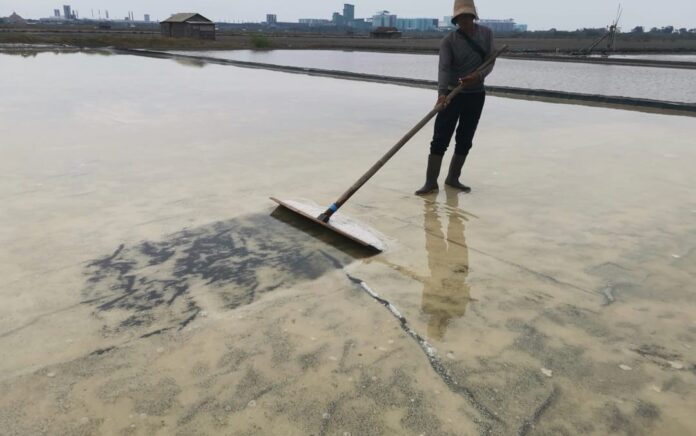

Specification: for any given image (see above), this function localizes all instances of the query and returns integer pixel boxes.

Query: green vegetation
[249,34,273,49]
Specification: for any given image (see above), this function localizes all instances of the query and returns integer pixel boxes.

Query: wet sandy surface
[1,52,695,435]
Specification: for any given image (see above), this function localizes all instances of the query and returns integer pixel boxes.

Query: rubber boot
[415,154,443,196]
[445,153,471,193]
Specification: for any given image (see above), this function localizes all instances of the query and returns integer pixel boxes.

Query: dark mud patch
[83,213,373,336]
[267,368,456,436]
[632,344,682,368]
[90,346,116,356]
[597,400,661,436]
[97,375,182,416]
[298,344,329,371]
[542,304,610,338]
[585,262,640,284]
[635,401,660,420]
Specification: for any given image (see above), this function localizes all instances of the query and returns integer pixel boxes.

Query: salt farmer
[416,0,496,195]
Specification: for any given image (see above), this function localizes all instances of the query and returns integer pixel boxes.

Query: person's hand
[435,95,448,110]
[458,72,482,88]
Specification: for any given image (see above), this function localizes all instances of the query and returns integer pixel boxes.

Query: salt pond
[608,53,696,63]
[171,49,696,103]
[1,51,695,435]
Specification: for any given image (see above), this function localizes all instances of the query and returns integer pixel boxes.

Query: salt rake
[272,46,508,252]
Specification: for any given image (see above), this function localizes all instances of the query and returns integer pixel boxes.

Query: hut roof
[8,12,26,23]
[161,13,213,24]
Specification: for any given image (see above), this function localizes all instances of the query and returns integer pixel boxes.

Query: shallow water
[608,53,696,62]
[1,51,695,435]
[172,49,696,103]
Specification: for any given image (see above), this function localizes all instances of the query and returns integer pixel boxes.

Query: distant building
[343,4,355,22]
[372,11,397,28]
[370,26,401,39]
[266,14,277,25]
[144,14,151,22]
[396,18,439,32]
[332,12,344,25]
[299,18,331,27]
[63,5,71,19]
[479,19,516,33]
[348,19,372,31]
[161,13,216,40]
[442,16,526,32]
[54,9,61,18]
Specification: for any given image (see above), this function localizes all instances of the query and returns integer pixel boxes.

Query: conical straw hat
[452,0,478,23]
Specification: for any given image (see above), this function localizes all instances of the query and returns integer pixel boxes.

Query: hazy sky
[2,0,694,30]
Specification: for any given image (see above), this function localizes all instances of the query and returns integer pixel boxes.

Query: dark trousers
[430,91,486,157]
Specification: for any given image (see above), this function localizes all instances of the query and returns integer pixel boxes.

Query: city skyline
[1,0,695,30]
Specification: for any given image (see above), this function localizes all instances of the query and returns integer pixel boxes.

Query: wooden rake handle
[318,45,508,223]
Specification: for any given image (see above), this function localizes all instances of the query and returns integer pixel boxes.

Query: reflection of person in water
[421,189,471,341]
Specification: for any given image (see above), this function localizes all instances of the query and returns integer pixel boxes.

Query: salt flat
[1,51,695,435]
